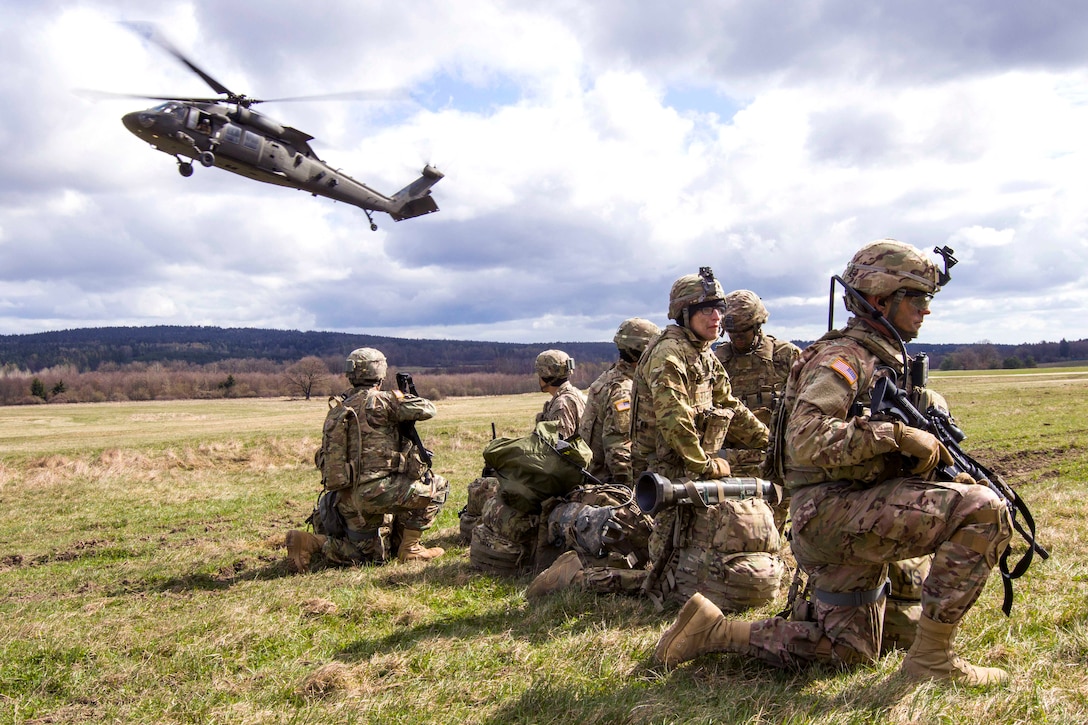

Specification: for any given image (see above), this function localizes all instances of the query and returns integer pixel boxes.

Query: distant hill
[0,325,1084,374]
[0,325,618,374]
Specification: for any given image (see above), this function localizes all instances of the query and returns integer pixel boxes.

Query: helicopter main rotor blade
[76,89,232,104]
[257,89,410,104]
[121,21,237,100]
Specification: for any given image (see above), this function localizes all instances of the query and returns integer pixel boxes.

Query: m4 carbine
[395,372,433,467]
[871,375,1048,615]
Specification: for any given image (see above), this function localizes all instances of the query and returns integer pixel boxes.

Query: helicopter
[111,24,442,231]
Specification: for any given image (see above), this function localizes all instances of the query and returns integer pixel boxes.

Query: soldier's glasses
[903,291,933,311]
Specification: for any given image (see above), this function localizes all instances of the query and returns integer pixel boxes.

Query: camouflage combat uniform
[536,380,586,439]
[579,360,636,484]
[633,324,770,577]
[741,316,1012,668]
[632,324,769,481]
[323,386,449,564]
[715,333,801,475]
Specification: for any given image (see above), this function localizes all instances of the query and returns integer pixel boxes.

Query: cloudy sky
[2,1,1087,346]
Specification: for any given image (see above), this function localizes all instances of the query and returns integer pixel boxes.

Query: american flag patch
[830,358,858,385]
[614,399,632,412]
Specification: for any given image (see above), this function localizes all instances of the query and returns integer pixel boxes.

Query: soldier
[655,240,1014,686]
[534,349,586,438]
[527,269,770,600]
[286,347,450,572]
[579,318,662,485]
[631,269,769,485]
[715,290,801,477]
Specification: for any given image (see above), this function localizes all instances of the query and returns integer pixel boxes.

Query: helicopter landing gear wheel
[178,161,194,177]
[364,210,378,232]
[199,151,215,167]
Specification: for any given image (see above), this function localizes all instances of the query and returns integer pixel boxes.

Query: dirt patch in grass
[971,444,1079,485]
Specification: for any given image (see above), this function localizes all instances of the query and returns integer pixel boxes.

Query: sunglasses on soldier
[902,290,934,311]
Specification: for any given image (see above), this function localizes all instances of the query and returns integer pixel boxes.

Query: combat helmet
[535,349,574,384]
[346,347,387,386]
[842,239,940,300]
[723,290,768,333]
[668,266,726,323]
[613,318,661,360]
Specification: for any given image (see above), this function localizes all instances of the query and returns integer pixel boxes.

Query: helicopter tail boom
[389,165,444,221]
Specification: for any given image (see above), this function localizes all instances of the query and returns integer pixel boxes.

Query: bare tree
[283,357,331,400]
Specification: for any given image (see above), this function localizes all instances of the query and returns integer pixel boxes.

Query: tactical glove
[703,457,731,479]
[893,422,952,475]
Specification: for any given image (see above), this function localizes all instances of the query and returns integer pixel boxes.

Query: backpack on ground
[459,475,499,544]
[882,555,931,652]
[654,495,786,613]
[469,496,538,574]
[482,420,592,514]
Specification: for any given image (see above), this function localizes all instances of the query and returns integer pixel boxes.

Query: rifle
[871,375,1049,615]
[395,372,433,467]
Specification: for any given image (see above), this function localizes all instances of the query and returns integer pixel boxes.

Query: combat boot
[900,615,1008,686]
[397,529,445,561]
[654,592,751,667]
[286,530,326,573]
[526,551,585,600]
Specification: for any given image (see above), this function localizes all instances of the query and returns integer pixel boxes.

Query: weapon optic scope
[635,471,781,516]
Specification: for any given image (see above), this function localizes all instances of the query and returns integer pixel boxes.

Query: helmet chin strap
[731,326,762,354]
[831,274,910,385]
[882,289,916,342]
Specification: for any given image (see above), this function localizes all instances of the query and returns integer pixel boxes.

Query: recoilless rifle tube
[635,471,780,516]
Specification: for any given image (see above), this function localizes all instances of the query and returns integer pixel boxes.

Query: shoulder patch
[613,398,632,412]
[829,357,858,386]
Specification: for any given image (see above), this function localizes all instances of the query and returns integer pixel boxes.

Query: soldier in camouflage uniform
[527,269,769,599]
[286,348,450,571]
[534,349,586,439]
[655,241,1014,687]
[631,270,769,487]
[579,318,662,485]
[714,290,801,477]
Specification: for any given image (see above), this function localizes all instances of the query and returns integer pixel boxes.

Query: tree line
[1,357,612,406]
[1,326,1085,406]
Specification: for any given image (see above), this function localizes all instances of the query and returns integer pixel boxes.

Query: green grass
[1,384,1087,724]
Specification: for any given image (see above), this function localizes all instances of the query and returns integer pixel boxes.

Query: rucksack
[652,496,786,613]
[482,420,592,514]
[314,393,365,492]
[458,475,499,544]
[468,496,538,574]
[882,555,931,652]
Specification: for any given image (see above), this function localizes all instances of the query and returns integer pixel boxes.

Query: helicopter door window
[242,131,261,151]
[222,125,242,145]
[189,110,212,135]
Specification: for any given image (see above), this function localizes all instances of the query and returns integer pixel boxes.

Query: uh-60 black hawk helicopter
[112,24,442,231]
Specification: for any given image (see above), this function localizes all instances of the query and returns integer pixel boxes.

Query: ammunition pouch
[699,407,734,454]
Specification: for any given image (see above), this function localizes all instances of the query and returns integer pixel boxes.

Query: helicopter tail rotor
[388,166,444,221]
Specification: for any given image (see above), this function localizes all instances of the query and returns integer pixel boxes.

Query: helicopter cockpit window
[151,102,187,120]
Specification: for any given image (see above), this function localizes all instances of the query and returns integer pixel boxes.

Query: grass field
[1,373,1087,724]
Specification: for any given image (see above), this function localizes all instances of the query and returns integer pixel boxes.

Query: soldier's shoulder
[769,336,802,361]
[800,341,871,390]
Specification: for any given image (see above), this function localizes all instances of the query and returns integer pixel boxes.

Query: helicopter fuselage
[121,101,441,224]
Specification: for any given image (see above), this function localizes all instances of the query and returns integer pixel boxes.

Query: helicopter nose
[121,111,154,134]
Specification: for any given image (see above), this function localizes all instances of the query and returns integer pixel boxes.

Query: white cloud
[1,0,1088,347]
